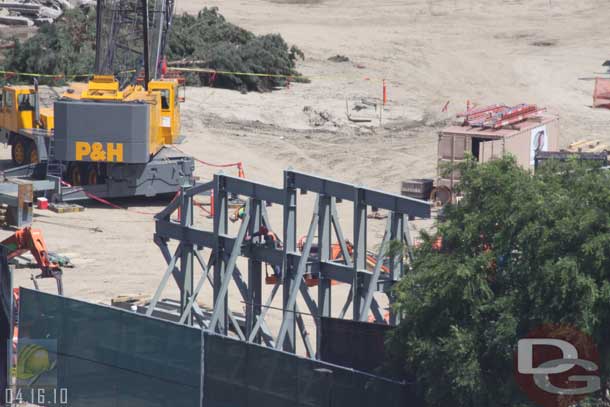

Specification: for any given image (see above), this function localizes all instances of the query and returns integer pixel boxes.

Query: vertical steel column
[213,174,228,334]
[389,212,405,281]
[317,194,332,355]
[246,199,262,343]
[282,171,297,352]
[141,0,150,89]
[94,0,103,72]
[179,186,194,325]
[389,213,406,325]
[352,188,367,321]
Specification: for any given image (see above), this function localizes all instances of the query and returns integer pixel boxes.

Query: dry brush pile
[0,6,305,91]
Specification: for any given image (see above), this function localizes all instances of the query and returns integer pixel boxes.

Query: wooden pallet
[48,203,85,214]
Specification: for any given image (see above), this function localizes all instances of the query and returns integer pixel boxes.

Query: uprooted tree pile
[0,6,305,91]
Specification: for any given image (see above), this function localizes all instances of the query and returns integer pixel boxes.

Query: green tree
[387,156,610,406]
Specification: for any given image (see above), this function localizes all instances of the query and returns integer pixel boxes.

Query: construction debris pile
[0,6,96,82]
[167,7,305,91]
[0,0,90,26]
[0,6,306,92]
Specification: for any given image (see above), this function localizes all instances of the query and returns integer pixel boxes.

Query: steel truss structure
[150,170,431,357]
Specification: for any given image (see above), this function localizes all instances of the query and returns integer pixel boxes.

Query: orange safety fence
[593,78,610,109]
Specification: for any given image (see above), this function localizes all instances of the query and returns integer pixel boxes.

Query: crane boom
[94,0,175,86]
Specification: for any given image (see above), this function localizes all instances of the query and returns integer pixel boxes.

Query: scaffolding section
[150,170,431,358]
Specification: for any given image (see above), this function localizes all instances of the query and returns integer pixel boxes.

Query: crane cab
[149,80,181,145]
[0,86,54,165]
[0,86,37,135]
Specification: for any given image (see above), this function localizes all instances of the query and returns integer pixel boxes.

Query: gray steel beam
[295,305,315,358]
[360,218,391,322]
[352,188,367,321]
[154,194,181,221]
[155,221,216,248]
[281,171,298,352]
[331,205,353,268]
[248,282,280,344]
[158,220,283,265]
[180,189,194,325]
[339,290,352,319]
[390,213,406,277]
[389,213,405,326]
[152,169,430,357]
[152,236,207,321]
[178,250,213,325]
[277,199,319,350]
[247,198,262,343]
[147,243,181,317]
[287,170,431,218]
[215,175,284,204]
[209,203,250,332]
[213,174,228,334]
[317,194,332,355]
[183,180,214,198]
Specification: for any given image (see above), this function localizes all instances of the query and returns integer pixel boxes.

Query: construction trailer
[432,105,559,202]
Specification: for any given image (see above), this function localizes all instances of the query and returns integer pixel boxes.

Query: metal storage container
[401,178,434,200]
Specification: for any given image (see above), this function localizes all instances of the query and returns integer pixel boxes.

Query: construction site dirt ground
[1,0,610,345]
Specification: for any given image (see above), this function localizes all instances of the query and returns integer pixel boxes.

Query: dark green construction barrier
[17,288,408,407]
[203,332,407,407]
[18,288,201,407]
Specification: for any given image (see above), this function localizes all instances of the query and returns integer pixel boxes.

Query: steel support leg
[352,189,367,321]
[213,174,228,334]
[277,195,319,350]
[360,217,391,322]
[281,171,297,352]
[246,199,262,343]
[210,204,250,332]
[316,195,332,355]
[389,213,407,325]
[180,189,194,325]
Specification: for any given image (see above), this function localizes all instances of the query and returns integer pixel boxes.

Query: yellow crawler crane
[50,74,193,201]
[0,75,193,201]
[0,0,193,201]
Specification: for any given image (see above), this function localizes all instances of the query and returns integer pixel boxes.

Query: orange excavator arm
[1,227,63,294]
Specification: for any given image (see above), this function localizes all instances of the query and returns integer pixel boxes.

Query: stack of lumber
[566,139,609,153]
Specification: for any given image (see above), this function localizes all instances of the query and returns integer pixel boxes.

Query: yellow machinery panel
[40,109,54,130]
[1,76,182,168]
[0,87,39,133]
[149,80,181,145]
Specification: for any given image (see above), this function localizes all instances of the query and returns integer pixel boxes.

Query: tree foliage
[2,7,97,84]
[387,156,610,407]
[167,8,305,91]
[1,6,304,91]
